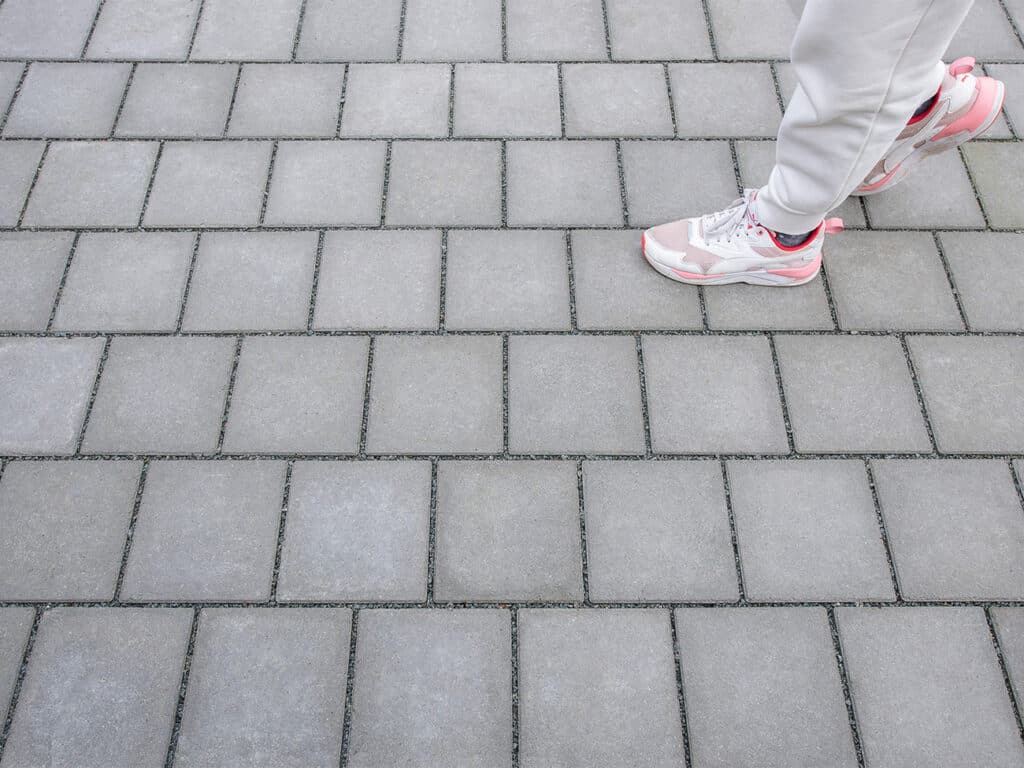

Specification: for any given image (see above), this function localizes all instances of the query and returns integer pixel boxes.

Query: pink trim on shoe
[931,76,1003,142]
[766,254,822,279]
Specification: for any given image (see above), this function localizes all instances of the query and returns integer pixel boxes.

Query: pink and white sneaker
[855,56,1005,195]
[642,189,844,286]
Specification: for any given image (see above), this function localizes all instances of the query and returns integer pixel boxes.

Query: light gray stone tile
[704,282,834,330]
[837,607,1024,768]
[175,608,351,768]
[907,335,1024,453]
[946,0,1024,61]
[87,0,201,59]
[367,336,503,454]
[228,64,345,137]
[435,461,583,602]
[729,460,895,601]
[182,231,317,331]
[988,64,1024,132]
[963,142,1024,228]
[0,607,33,722]
[563,64,673,137]
[677,607,858,768]
[278,461,431,601]
[644,335,789,453]
[519,609,685,768]
[584,460,738,602]
[53,232,194,332]
[121,461,285,601]
[3,608,191,768]
[0,141,43,226]
[454,63,562,137]
[991,607,1024,710]
[222,336,369,454]
[507,141,624,226]
[509,335,645,454]
[707,0,798,58]
[82,337,235,454]
[190,0,303,60]
[144,141,271,227]
[386,141,501,226]
[506,0,607,61]
[0,232,73,331]
[4,63,130,138]
[313,230,441,330]
[863,150,985,229]
[263,141,387,226]
[347,609,512,768]
[873,459,1024,600]
[775,335,931,453]
[116,63,237,138]
[0,338,104,455]
[1006,0,1024,36]
[445,230,571,330]
[0,62,25,117]
[606,0,712,59]
[0,0,100,58]
[941,232,1024,330]
[621,140,737,228]
[402,0,502,60]
[669,63,781,136]
[296,0,402,61]
[0,460,140,600]
[340,64,449,137]
[572,230,704,330]
[23,141,158,228]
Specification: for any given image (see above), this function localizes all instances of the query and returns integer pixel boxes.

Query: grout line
[767,333,796,455]
[719,459,747,601]
[45,230,79,332]
[663,63,678,137]
[15,139,49,228]
[136,140,165,228]
[0,61,29,134]
[858,195,872,229]
[930,231,970,331]
[556,64,566,137]
[269,460,294,602]
[222,64,243,136]
[396,0,409,61]
[564,230,578,332]
[307,230,326,332]
[1011,460,1024,519]
[727,138,744,194]
[79,0,107,60]
[576,459,590,604]
[957,144,992,230]
[175,232,202,333]
[358,336,375,457]
[697,284,709,331]
[598,0,613,60]
[426,459,439,604]
[74,334,112,454]
[500,141,508,227]
[996,0,1024,49]
[258,140,279,226]
[501,0,509,62]
[338,609,360,768]
[981,61,1020,139]
[768,60,786,112]
[817,255,842,331]
[502,334,510,456]
[899,333,939,453]
[291,0,310,62]
[163,607,201,768]
[510,607,520,768]
[185,0,207,61]
[335,64,349,137]
[699,0,720,60]
[827,607,867,768]
[614,139,629,228]
[215,336,244,452]
[113,460,149,602]
[438,229,448,331]
[987,606,1024,751]
[447,63,456,138]
[379,141,393,227]
[0,607,42,762]
[668,609,694,768]
[863,459,904,602]
[635,335,653,457]
[109,62,136,137]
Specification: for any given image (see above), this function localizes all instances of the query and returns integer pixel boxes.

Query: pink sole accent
[858,165,901,193]
[931,76,1003,142]
[766,254,822,279]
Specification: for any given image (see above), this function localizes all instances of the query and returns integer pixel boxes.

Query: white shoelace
[700,189,762,246]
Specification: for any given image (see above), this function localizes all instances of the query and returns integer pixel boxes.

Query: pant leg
[754,0,974,234]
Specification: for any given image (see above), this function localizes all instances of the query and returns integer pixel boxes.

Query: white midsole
[643,248,820,286]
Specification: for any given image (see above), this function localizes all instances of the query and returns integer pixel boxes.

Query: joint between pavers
[663,63,679,138]
[614,139,630,228]
[163,607,201,768]
[700,0,720,60]
[358,336,375,457]
[438,230,449,332]
[269,460,294,602]
[338,608,360,768]
[215,335,245,453]
[74,334,113,455]
[500,0,509,62]
[576,459,591,604]
[727,139,743,196]
[109,62,137,138]
[335,65,349,138]
[996,0,1024,49]
[307,230,326,332]
[766,333,797,455]
[768,61,787,114]
[1011,460,1024,519]
[45,230,79,333]
[719,459,748,601]
[816,258,842,331]
[635,335,653,457]
[510,607,521,768]
[175,232,203,333]
[556,64,566,138]
[826,606,868,768]
[0,62,29,134]
[957,144,993,230]
[982,62,1020,140]
[291,0,311,63]
[500,141,508,227]
[426,460,439,605]
[185,0,207,61]
[137,140,165,228]
[986,606,1024,750]
[862,459,904,602]
[668,609,694,768]
[79,0,108,60]
[599,0,614,60]
[395,0,410,62]
[258,140,280,226]
[564,231,579,332]
[112,460,149,603]
[502,334,510,456]
[898,333,940,454]
[930,232,971,331]
[378,141,393,227]
[15,138,49,229]
[448,63,456,138]
[0,607,42,763]
[221,65,244,137]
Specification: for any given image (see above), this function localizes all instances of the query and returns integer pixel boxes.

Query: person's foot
[641,190,844,286]
[854,56,1005,196]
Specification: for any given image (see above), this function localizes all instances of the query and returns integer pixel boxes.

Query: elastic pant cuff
[752,189,826,235]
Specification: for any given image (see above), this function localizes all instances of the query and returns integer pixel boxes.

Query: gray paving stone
[402,0,502,61]
[86,0,201,59]
[506,0,607,61]
[621,140,737,228]
[313,230,441,330]
[606,0,712,60]
[669,63,781,137]
[82,337,235,454]
[115,63,238,138]
[453,63,562,137]
[907,335,1024,453]
[0,338,104,455]
[296,0,402,61]
[3,607,191,768]
[1006,0,1024,35]
[435,461,583,602]
[705,281,835,330]
[946,0,1024,61]
[643,335,789,453]
[222,336,369,454]
[774,335,931,453]
[0,141,43,226]
[0,607,33,723]
[507,141,624,226]
[518,609,685,768]
[825,231,962,331]
[571,230,703,330]
[175,608,350,768]
[228,64,346,137]
[963,142,1024,228]
[676,607,859,768]
[584,460,738,601]
[190,0,303,60]
[340,64,449,137]
[707,0,798,59]
[144,141,271,227]
[182,231,317,332]
[4,63,130,138]
[445,230,571,330]
[563,64,674,137]
[873,459,1024,600]
[509,335,645,454]
[0,460,140,600]
[837,607,1024,768]
[988,64,1024,132]
[0,232,73,331]
[991,607,1024,710]
[367,336,503,454]
[0,0,99,58]
[263,141,387,225]
[386,141,501,226]
[728,460,895,601]
[0,62,24,114]
[347,609,512,768]
[23,141,158,228]
[278,461,431,601]
[53,232,194,332]
[121,460,285,601]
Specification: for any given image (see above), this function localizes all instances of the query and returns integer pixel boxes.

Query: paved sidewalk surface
[1,1,1024,766]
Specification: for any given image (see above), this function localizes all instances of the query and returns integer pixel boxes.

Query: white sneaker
[642,189,844,286]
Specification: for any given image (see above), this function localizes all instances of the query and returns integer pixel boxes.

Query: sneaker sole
[641,233,822,286]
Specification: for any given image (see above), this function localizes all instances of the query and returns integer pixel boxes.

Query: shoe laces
[701,189,764,246]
